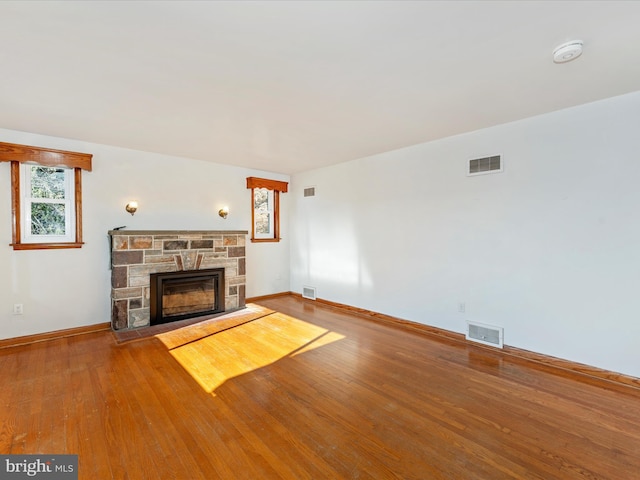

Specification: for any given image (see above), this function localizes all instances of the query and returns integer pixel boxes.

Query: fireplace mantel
[109,230,247,330]
[108,229,248,236]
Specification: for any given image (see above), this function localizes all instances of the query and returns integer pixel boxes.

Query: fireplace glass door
[150,268,225,325]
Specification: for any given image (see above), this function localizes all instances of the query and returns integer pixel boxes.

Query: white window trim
[254,188,275,239]
[20,163,76,244]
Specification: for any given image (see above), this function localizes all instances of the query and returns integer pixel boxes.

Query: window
[246,177,288,243]
[21,164,75,243]
[0,142,92,250]
[254,187,275,239]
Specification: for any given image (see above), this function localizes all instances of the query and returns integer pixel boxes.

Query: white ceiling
[1,1,639,175]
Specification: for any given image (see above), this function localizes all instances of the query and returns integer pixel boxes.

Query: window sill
[11,242,84,251]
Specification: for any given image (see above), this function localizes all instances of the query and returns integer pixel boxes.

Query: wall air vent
[468,155,503,176]
[303,186,316,197]
[466,321,504,348]
[302,286,317,300]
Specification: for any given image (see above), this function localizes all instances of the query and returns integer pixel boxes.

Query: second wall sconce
[125,201,138,216]
[218,206,229,219]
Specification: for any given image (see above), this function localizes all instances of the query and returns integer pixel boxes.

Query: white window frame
[20,163,76,244]
[254,187,275,240]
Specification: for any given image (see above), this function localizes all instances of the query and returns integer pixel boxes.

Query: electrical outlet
[458,302,466,313]
[13,304,24,315]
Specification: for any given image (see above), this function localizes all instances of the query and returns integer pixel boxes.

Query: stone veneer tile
[190,239,214,249]
[130,236,153,249]
[112,299,128,330]
[223,235,238,246]
[227,276,246,286]
[143,287,150,308]
[112,266,128,288]
[113,287,143,299]
[129,276,149,287]
[145,254,176,264]
[239,285,245,306]
[180,251,198,270]
[225,297,238,310]
[229,285,238,295]
[113,236,128,250]
[200,257,236,269]
[130,264,176,277]
[164,240,188,251]
[129,298,143,309]
[130,308,150,328]
[113,250,144,266]
[129,266,176,287]
[238,258,246,276]
[227,247,245,258]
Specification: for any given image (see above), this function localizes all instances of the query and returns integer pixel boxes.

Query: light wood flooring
[1,295,639,479]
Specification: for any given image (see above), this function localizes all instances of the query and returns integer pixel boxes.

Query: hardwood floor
[1,295,639,479]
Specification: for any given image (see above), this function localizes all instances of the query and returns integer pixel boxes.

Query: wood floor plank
[1,296,639,479]
[154,303,275,350]
[0,347,19,453]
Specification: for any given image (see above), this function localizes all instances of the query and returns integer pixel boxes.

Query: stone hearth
[109,230,247,330]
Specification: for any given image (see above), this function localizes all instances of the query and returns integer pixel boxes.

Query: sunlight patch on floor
[169,312,345,394]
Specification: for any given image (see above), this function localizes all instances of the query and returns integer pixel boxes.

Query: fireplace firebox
[150,268,225,326]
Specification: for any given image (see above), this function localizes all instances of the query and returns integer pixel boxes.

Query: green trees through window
[28,166,70,236]
[253,187,274,238]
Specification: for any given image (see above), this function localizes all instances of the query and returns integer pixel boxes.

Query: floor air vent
[466,321,504,348]
[302,286,317,300]
[468,155,502,176]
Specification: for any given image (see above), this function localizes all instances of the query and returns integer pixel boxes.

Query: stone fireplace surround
[109,230,247,330]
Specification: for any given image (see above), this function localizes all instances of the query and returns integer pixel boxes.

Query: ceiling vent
[466,321,504,348]
[303,186,316,197]
[302,286,317,300]
[468,155,503,176]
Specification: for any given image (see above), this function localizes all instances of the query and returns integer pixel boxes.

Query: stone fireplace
[109,230,247,330]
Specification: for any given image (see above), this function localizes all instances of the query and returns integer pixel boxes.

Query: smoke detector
[553,40,583,64]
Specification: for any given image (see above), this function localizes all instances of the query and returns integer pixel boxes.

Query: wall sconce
[125,201,138,216]
[218,206,229,219]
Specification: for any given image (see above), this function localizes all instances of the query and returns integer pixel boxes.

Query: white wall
[290,91,640,378]
[0,129,290,340]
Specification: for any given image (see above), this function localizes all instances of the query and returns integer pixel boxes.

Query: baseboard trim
[0,322,111,349]
[284,292,640,392]
[246,292,292,303]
